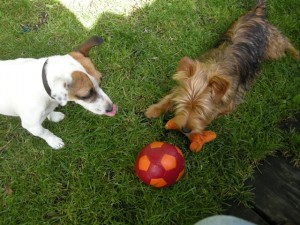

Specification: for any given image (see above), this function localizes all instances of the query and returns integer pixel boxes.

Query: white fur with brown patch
[0,36,117,149]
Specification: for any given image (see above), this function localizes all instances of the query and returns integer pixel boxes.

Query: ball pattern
[135,142,185,188]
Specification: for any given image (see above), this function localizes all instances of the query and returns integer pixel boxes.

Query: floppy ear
[51,80,69,106]
[209,75,230,103]
[74,36,104,57]
[173,56,197,82]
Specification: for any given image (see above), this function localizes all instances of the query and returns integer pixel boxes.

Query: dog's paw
[145,105,161,118]
[46,135,65,150]
[48,112,65,123]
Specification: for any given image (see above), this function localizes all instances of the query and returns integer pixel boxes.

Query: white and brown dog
[0,36,117,149]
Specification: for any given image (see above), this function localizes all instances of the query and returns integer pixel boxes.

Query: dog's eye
[76,89,95,100]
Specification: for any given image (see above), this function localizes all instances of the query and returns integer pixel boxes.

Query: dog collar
[42,59,54,99]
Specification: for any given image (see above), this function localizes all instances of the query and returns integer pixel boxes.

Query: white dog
[0,36,117,149]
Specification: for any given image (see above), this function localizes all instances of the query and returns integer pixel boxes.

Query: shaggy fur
[145,0,299,138]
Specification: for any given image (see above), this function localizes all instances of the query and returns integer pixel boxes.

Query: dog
[0,36,117,149]
[145,0,299,143]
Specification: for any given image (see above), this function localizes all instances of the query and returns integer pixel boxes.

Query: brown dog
[145,0,299,150]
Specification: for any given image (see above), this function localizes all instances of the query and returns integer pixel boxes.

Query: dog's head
[46,36,117,116]
[166,56,231,135]
[67,37,118,116]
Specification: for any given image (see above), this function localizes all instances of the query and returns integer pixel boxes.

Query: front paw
[145,105,162,118]
[48,112,65,123]
[46,135,65,150]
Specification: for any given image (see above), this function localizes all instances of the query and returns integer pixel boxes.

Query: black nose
[105,104,113,113]
[182,127,191,134]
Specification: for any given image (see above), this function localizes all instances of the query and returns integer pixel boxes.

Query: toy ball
[135,142,185,188]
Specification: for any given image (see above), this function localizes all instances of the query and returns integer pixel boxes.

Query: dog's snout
[182,127,191,134]
[104,103,117,117]
[105,103,113,113]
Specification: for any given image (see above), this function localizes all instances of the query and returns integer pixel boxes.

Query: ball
[135,142,185,188]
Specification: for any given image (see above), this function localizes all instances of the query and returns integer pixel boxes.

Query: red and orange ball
[135,142,185,188]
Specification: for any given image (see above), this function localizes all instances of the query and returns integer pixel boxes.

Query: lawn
[0,0,299,224]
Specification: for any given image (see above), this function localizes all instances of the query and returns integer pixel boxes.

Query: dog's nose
[105,104,113,113]
[182,127,191,134]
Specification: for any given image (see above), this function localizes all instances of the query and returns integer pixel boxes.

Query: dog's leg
[265,25,299,60]
[47,112,65,123]
[145,93,174,118]
[21,119,64,149]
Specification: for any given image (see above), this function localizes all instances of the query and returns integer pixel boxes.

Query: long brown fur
[145,0,299,140]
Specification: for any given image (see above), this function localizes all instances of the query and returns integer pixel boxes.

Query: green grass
[0,0,299,224]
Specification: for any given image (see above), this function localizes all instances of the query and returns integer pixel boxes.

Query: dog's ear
[51,80,69,106]
[209,75,230,103]
[177,56,197,76]
[74,36,104,57]
[173,56,197,82]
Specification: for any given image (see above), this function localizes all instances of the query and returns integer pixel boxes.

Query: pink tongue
[105,104,117,117]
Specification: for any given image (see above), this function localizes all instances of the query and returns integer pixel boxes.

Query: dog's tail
[254,0,266,16]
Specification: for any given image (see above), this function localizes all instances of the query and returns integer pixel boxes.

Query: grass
[0,0,299,224]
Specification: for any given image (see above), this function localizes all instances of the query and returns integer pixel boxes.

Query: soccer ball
[135,142,185,188]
